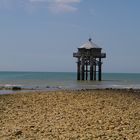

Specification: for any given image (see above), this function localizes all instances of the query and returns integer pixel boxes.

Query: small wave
[4,84,22,87]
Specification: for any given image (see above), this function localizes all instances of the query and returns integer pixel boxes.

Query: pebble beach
[0,89,140,140]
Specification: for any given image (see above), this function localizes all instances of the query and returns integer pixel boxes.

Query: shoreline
[0,86,140,95]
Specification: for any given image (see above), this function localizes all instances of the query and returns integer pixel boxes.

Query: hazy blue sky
[0,0,140,73]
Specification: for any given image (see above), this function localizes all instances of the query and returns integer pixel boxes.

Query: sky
[0,0,140,73]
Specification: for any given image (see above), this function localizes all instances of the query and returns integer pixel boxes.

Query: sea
[0,71,140,93]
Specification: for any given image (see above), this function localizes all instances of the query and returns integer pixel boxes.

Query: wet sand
[0,89,140,139]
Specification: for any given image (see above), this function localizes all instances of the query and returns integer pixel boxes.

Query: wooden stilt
[90,57,93,80]
[77,58,80,80]
[81,57,85,80]
[81,65,85,80]
[86,60,88,80]
[98,58,102,81]
[94,64,96,80]
[90,65,93,80]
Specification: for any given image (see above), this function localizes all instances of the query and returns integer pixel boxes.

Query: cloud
[0,0,81,13]
[30,0,81,13]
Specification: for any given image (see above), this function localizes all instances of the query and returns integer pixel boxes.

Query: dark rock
[12,87,21,91]
[14,130,22,136]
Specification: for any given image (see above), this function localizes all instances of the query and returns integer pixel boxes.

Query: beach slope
[0,90,140,139]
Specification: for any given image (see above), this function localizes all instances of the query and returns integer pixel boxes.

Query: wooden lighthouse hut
[73,38,106,81]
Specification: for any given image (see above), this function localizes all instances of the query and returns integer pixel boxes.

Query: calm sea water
[0,72,140,91]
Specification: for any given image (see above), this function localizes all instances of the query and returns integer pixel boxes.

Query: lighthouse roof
[79,38,99,49]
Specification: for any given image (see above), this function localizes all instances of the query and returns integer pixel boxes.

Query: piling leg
[98,58,102,81]
[94,60,96,80]
[90,58,93,80]
[81,65,85,80]
[77,59,80,80]
[81,57,85,80]
[90,64,93,80]
[86,61,88,80]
